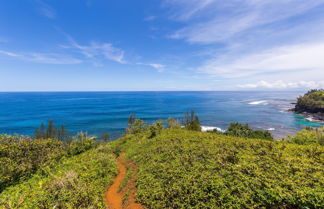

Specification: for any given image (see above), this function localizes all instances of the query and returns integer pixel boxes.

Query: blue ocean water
[0,91,322,139]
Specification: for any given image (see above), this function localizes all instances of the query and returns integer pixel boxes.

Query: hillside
[294,89,324,114]
[1,126,323,208]
[113,129,324,208]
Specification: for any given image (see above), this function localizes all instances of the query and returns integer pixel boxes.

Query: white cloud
[148,63,165,72]
[167,0,324,43]
[238,80,324,89]
[198,42,324,78]
[62,35,125,64]
[0,50,82,64]
[36,0,56,19]
[0,50,20,57]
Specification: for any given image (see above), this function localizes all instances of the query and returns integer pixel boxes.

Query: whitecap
[201,126,225,133]
[248,100,268,105]
[267,128,275,131]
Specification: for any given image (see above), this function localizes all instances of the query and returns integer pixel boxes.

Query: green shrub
[0,135,65,191]
[225,123,273,140]
[114,129,324,209]
[0,145,117,209]
[166,118,181,129]
[149,120,164,138]
[126,115,149,135]
[286,126,324,145]
[0,134,98,192]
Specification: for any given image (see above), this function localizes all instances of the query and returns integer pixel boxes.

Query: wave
[267,128,275,131]
[248,100,268,105]
[201,126,225,133]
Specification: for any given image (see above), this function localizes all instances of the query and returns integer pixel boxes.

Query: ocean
[0,91,323,139]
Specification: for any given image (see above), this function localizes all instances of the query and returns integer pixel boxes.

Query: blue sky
[1,0,324,91]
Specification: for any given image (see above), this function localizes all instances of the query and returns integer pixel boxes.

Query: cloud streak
[238,80,324,89]
[0,50,82,64]
[35,0,56,19]
[198,42,324,78]
[62,34,126,64]
[167,0,324,44]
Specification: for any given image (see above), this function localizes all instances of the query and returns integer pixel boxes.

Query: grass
[0,144,117,209]
[118,165,132,193]
[113,129,324,209]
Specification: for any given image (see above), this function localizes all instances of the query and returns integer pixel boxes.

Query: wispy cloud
[148,63,165,72]
[0,50,82,64]
[0,50,20,57]
[238,80,324,89]
[61,34,125,64]
[35,0,56,19]
[198,42,324,78]
[144,16,157,21]
[167,0,324,44]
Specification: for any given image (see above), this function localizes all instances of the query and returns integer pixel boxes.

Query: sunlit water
[0,91,322,139]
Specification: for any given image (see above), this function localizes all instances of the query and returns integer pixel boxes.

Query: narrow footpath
[105,154,144,209]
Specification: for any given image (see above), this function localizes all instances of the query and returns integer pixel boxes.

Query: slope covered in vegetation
[294,89,324,113]
[113,129,324,209]
[0,134,117,209]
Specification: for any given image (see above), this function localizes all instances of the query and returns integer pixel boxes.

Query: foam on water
[248,100,268,105]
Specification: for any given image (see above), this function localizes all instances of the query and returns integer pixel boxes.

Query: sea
[0,91,323,139]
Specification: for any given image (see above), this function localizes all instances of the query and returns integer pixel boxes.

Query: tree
[183,111,201,131]
[149,120,164,138]
[166,118,181,129]
[101,132,111,142]
[126,114,148,134]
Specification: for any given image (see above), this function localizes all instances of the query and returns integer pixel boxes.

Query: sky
[1,0,324,91]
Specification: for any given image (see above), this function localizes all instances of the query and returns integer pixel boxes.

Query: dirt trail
[105,154,144,209]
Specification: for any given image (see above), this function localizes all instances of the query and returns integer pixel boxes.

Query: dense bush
[0,134,98,192]
[224,123,273,140]
[126,114,149,134]
[0,135,65,191]
[0,145,117,208]
[294,89,324,113]
[113,129,324,209]
[285,126,324,145]
[166,117,181,129]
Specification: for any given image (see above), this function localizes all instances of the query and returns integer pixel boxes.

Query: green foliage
[114,129,324,209]
[295,89,324,113]
[66,137,98,156]
[225,122,273,140]
[118,165,132,193]
[126,114,149,134]
[183,111,201,131]
[0,135,65,192]
[149,120,164,138]
[166,117,181,129]
[285,126,324,145]
[0,145,117,208]
[0,134,98,193]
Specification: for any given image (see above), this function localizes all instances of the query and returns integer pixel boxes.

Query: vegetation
[1,113,324,209]
[126,114,149,134]
[183,111,201,131]
[166,117,181,129]
[224,122,273,140]
[294,89,324,113]
[113,128,324,209]
[285,126,324,145]
[34,120,69,141]
[0,145,117,208]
